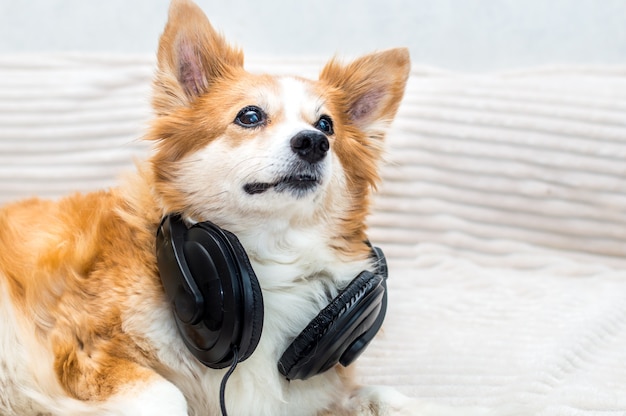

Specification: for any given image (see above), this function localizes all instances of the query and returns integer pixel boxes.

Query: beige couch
[2,55,626,415]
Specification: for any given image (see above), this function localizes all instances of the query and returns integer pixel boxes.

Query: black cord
[219,346,239,416]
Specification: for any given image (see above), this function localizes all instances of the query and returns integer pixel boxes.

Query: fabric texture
[1,54,626,415]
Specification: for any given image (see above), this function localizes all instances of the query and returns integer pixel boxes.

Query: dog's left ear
[153,0,244,115]
[320,48,410,139]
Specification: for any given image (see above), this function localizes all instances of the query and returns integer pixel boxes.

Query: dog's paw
[349,386,491,416]
[102,379,188,416]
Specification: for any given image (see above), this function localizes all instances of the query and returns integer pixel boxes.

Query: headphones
[156,214,388,380]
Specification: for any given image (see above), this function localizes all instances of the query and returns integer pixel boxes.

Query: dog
[0,0,423,414]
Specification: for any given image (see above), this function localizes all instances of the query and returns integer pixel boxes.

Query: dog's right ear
[153,0,244,115]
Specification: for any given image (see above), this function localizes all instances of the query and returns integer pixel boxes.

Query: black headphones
[156,214,388,380]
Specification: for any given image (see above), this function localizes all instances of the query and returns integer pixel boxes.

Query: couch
[1,54,625,415]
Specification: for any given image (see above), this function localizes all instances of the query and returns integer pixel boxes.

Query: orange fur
[0,185,163,401]
[153,0,244,115]
[318,49,410,256]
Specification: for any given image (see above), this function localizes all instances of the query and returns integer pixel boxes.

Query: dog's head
[148,0,409,256]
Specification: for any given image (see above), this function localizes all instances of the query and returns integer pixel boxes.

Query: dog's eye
[235,106,266,128]
[315,115,334,135]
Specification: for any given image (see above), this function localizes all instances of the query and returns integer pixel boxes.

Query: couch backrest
[2,56,625,265]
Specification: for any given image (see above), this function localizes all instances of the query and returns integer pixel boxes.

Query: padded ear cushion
[278,270,385,380]
[203,223,264,364]
[183,221,264,368]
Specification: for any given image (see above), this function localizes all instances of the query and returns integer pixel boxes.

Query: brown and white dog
[0,0,437,415]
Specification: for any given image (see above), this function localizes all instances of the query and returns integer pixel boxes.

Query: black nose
[290,131,329,164]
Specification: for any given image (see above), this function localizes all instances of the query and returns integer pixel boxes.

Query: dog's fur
[0,0,417,414]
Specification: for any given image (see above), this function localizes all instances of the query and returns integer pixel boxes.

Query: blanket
[1,54,626,415]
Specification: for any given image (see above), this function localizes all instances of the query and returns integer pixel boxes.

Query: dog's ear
[320,48,410,140]
[153,0,243,115]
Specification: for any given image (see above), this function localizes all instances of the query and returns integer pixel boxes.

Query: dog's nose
[290,131,329,164]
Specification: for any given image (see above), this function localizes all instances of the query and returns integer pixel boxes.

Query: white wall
[1,0,625,71]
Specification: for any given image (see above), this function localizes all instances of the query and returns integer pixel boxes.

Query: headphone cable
[219,346,239,416]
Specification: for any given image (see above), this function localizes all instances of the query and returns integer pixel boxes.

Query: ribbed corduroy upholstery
[2,55,626,414]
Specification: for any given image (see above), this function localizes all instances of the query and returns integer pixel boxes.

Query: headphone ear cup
[210,225,264,364]
[185,221,264,368]
[156,215,263,369]
[278,270,385,380]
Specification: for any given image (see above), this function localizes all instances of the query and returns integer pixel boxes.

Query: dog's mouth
[244,173,320,196]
